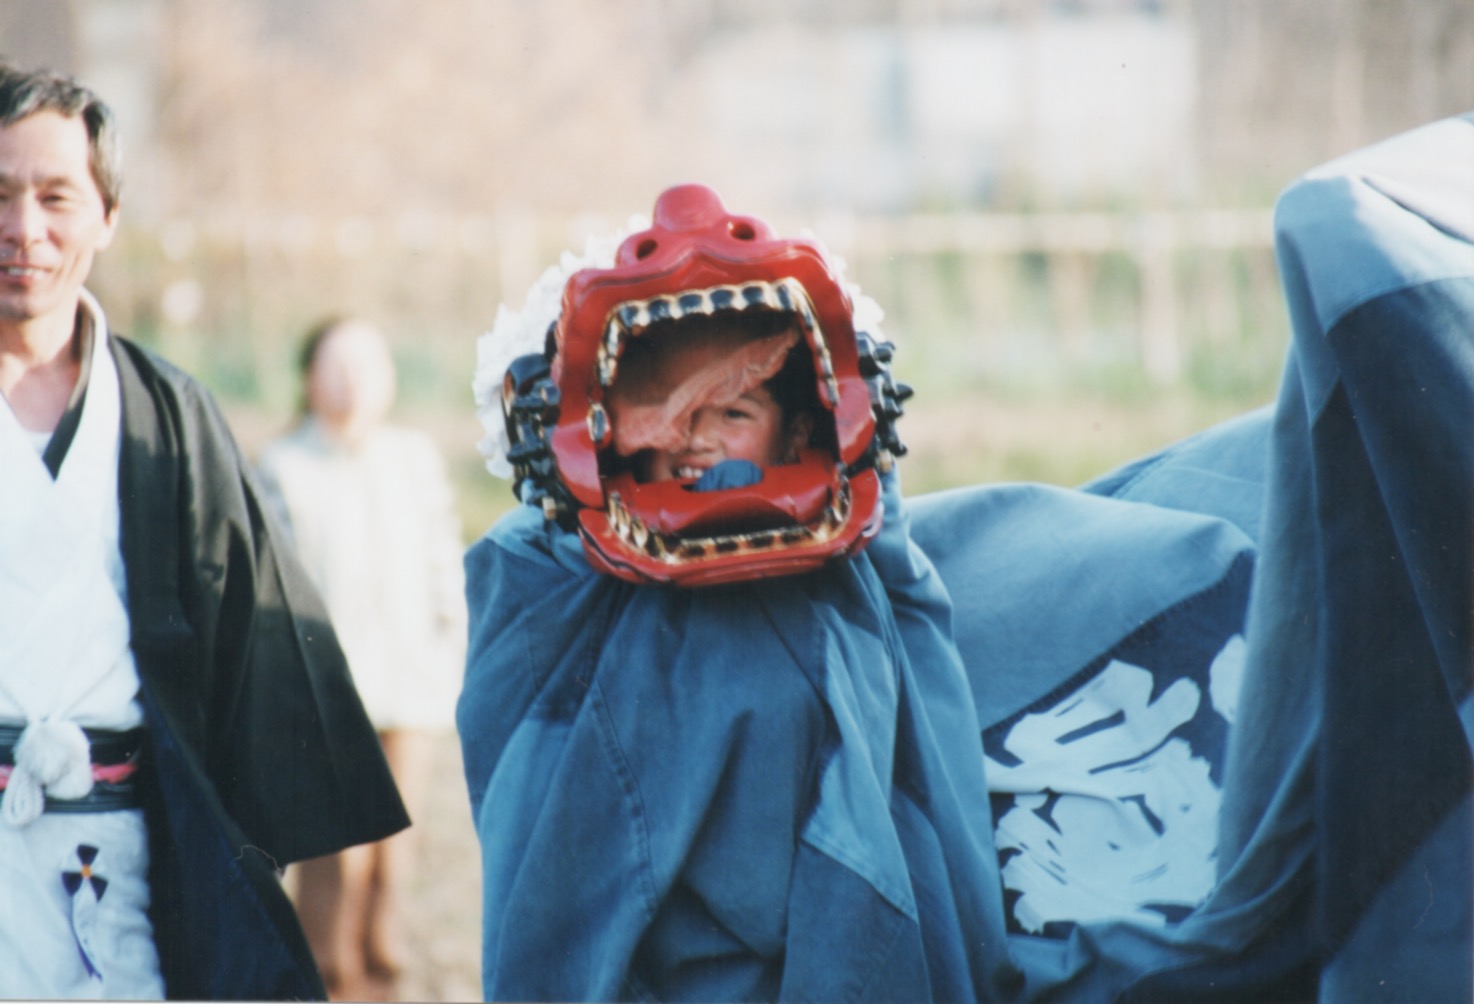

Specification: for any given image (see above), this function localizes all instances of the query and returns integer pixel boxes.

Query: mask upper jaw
[504,183,909,587]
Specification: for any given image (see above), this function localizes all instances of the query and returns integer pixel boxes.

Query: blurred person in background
[257,316,467,1000]
[0,61,407,1000]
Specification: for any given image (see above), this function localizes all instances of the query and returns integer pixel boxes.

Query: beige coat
[258,419,466,730]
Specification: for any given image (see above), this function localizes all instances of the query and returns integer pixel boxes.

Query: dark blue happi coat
[459,114,1472,1002]
[1215,113,1473,1002]
[459,469,1026,1002]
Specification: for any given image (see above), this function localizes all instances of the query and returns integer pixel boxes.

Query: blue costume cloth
[459,114,1472,1001]
[459,468,1024,1002]
[1212,113,1473,1003]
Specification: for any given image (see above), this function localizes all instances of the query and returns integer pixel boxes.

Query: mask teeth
[796,296,818,335]
[643,526,665,557]
[597,322,622,387]
[740,282,780,311]
[629,516,650,549]
[602,278,840,404]
[608,491,629,535]
[779,526,814,547]
[609,279,831,343]
[604,474,855,566]
[587,402,611,448]
[610,278,829,338]
[776,280,841,409]
[617,302,648,331]
[608,493,660,555]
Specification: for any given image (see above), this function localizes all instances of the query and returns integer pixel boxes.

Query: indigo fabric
[1228,113,1473,1003]
[1079,405,1272,542]
[458,470,1022,1002]
[997,112,1474,1003]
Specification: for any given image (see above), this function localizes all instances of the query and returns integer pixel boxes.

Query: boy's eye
[725,407,755,421]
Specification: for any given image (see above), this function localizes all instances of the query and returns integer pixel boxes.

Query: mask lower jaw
[578,464,882,587]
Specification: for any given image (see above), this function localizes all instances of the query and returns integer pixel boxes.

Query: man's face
[0,111,117,329]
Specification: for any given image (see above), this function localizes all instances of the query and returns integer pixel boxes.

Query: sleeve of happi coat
[1218,112,1474,1004]
[186,388,411,864]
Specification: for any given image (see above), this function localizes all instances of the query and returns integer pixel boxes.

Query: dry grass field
[318,731,485,1002]
[386,733,485,1002]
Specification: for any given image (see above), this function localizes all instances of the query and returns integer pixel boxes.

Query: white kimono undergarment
[0,296,163,998]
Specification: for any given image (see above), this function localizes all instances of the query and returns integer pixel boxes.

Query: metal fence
[829,208,1284,390]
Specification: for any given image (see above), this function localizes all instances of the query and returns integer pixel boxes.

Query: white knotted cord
[2,718,95,827]
[0,644,118,827]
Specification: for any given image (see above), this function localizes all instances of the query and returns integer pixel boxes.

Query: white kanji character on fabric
[987,640,1244,933]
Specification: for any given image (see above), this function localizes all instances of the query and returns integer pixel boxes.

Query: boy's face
[634,381,803,483]
[604,314,813,483]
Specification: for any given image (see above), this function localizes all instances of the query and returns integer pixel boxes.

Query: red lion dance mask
[496,184,910,586]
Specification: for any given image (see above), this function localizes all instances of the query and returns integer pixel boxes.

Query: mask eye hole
[729,221,755,241]
[635,238,658,259]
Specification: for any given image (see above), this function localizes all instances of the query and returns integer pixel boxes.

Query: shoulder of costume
[108,332,211,403]
[107,330,250,450]
[1274,113,1474,329]
[482,502,591,573]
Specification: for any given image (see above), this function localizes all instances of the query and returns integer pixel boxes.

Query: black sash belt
[0,724,146,813]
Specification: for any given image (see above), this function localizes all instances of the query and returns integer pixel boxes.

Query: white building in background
[683,5,1196,212]
[22,0,1193,219]
[10,0,1469,219]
